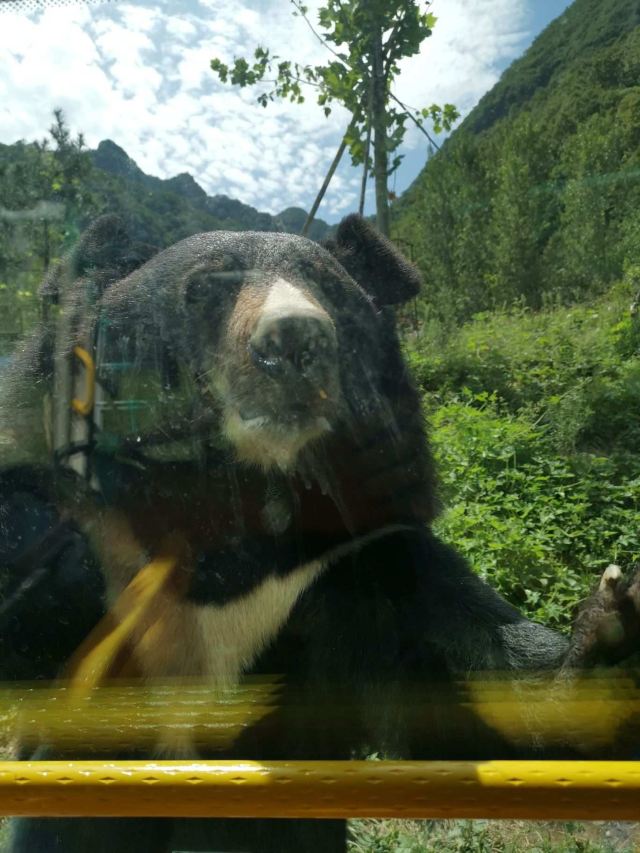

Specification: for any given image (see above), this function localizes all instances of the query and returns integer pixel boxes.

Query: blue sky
[1,0,572,222]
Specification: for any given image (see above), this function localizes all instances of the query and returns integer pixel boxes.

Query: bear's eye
[184,267,245,305]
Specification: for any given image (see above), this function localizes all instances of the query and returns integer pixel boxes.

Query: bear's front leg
[562,563,640,670]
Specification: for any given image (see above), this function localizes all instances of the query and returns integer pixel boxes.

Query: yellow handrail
[0,760,638,820]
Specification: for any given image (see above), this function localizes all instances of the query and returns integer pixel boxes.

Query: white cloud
[0,0,538,221]
[395,0,529,149]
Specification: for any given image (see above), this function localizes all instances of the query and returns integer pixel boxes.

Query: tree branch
[359,76,374,215]
[261,75,322,90]
[291,0,349,66]
[302,120,355,237]
[389,92,441,151]
[382,15,405,61]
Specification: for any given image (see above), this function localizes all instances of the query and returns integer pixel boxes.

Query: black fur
[0,468,104,681]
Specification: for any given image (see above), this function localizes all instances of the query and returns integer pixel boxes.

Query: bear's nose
[248,314,337,382]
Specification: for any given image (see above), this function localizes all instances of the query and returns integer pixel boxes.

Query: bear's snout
[241,275,340,410]
[216,275,342,469]
[248,313,337,388]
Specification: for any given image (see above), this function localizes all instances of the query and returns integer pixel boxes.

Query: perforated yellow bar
[0,760,639,820]
[4,675,639,755]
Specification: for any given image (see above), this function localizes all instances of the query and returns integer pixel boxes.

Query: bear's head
[96,215,428,478]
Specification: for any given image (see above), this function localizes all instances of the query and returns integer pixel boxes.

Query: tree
[551,114,629,297]
[46,109,95,240]
[0,111,96,342]
[487,116,553,309]
[210,0,458,236]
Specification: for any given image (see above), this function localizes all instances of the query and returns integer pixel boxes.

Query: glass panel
[1,0,638,851]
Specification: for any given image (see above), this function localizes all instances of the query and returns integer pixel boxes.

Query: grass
[349,819,640,852]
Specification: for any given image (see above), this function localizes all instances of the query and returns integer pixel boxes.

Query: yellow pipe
[4,676,640,754]
[70,346,96,417]
[0,760,639,820]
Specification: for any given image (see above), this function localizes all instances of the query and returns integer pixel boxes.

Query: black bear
[0,215,637,852]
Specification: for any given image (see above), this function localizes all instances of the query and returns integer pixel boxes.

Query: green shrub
[405,284,634,426]
[404,282,640,631]
[430,395,639,629]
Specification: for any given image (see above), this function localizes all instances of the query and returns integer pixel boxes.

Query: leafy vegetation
[383,0,640,640]
[404,278,640,630]
[0,110,91,348]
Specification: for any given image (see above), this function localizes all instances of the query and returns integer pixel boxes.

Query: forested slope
[89,139,332,244]
[394,0,640,320]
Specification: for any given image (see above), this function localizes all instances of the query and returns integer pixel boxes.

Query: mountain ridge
[90,139,332,242]
[457,0,640,136]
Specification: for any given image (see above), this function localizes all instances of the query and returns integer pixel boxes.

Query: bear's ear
[40,216,158,301]
[323,213,422,306]
[73,215,159,277]
[73,215,132,276]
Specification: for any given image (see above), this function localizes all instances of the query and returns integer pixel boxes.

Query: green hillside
[394,0,640,320]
